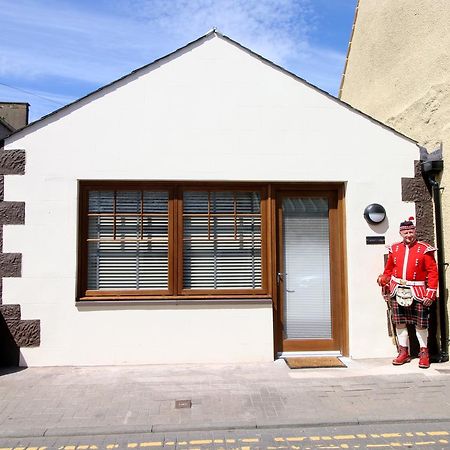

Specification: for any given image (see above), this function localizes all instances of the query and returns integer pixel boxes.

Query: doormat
[284,356,346,369]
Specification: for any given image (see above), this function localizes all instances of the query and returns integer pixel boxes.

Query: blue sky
[0,0,357,122]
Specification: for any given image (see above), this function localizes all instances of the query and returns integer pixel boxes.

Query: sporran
[395,286,414,307]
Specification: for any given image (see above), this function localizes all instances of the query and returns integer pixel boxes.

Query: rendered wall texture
[340,0,450,284]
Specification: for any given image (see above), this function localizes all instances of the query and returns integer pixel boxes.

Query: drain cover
[175,399,192,409]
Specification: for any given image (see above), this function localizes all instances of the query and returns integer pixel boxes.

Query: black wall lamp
[364,203,386,225]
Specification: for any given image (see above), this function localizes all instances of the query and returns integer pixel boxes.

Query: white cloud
[119,0,315,65]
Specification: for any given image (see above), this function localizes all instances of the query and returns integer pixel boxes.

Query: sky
[0,0,357,122]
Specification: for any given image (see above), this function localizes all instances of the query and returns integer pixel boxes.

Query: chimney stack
[0,102,29,129]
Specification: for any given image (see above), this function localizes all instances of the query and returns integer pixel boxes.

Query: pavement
[1,357,450,439]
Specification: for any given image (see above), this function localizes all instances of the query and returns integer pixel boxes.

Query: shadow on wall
[0,312,19,367]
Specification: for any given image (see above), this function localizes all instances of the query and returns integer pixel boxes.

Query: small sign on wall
[366,236,385,245]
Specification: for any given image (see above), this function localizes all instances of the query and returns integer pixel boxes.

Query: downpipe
[426,174,449,362]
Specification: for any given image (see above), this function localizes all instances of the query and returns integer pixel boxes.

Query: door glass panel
[282,197,332,339]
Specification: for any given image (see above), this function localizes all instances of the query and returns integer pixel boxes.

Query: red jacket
[383,240,438,300]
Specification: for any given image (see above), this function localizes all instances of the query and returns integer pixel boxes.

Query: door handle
[278,273,295,292]
[277,272,284,285]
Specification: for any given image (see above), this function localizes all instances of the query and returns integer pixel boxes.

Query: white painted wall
[4,34,418,365]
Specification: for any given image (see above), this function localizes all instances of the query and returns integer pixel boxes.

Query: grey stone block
[0,253,21,277]
[11,319,41,347]
[0,201,25,224]
[0,303,21,319]
[0,150,25,175]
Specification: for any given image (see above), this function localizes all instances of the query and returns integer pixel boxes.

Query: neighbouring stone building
[339,0,450,358]
[0,103,29,141]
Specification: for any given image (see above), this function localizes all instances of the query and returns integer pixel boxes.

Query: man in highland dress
[377,217,438,368]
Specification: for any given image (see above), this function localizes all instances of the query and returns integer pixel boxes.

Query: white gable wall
[4,34,417,366]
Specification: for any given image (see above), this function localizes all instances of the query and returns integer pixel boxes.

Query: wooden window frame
[77,181,269,301]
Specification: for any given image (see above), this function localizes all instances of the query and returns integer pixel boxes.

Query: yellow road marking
[11,428,450,450]
[316,447,339,449]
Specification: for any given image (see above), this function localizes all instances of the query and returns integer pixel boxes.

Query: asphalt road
[1,421,450,449]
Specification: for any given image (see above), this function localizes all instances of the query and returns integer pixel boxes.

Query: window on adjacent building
[78,183,267,300]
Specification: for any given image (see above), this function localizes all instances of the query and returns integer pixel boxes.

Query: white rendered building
[1,31,424,366]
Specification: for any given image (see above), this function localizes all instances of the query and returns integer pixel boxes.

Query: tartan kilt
[390,297,430,328]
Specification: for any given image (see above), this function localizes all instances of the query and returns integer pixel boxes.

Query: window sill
[76,295,272,307]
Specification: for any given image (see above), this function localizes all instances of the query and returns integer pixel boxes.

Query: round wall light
[364,203,386,224]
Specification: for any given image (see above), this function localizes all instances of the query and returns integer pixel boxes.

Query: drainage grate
[175,399,192,409]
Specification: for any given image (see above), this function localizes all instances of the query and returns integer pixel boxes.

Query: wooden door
[276,190,345,353]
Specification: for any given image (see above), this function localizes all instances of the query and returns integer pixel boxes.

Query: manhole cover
[175,399,192,409]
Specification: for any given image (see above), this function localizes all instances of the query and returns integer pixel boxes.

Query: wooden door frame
[271,183,348,356]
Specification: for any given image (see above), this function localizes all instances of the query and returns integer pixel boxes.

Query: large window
[78,183,267,300]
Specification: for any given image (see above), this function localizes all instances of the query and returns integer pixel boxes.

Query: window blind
[183,191,262,289]
[282,197,331,339]
[87,190,169,290]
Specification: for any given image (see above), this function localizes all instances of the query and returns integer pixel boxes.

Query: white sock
[396,327,409,347]
[416,328,428,348]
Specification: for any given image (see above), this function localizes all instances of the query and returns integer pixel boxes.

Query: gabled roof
[4,29,417,145]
